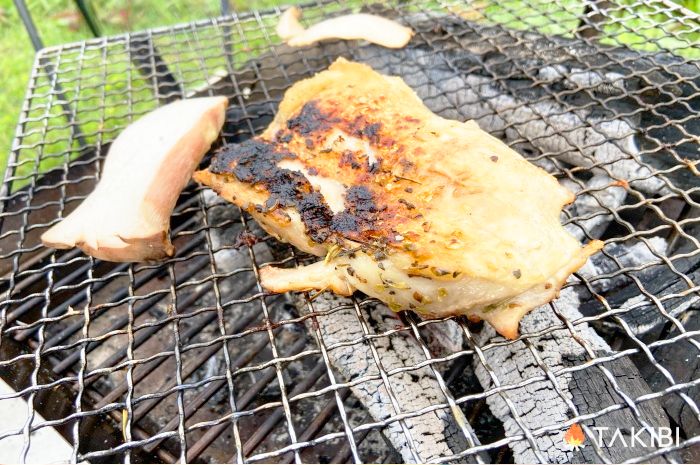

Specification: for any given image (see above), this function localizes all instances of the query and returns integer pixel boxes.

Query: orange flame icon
[564,423,585,449]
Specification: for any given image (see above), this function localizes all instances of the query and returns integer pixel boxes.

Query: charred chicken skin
[194,58,602,339]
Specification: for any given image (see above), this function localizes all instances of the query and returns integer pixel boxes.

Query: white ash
[472,287,675,464]
[204,350,220,380]
[577,236,668,294]
[304,294,469,463]
[560,175,627,241]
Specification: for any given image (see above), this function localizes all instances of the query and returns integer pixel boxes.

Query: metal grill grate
[1,0,699,463]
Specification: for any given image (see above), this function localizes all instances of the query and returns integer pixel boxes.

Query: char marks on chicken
[194,58,602,339]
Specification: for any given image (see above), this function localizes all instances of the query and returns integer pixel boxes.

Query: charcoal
[561,175,628,241]
[579,242,699,341]
[578,204,698,339]
[410,14,700,193]
[607,268,699,341]
[472,287,676,463]
[639,306,700,463]
[303,293,476,463]
[419,318,464,359]
[577,236,668,294]
[204,190,476,462]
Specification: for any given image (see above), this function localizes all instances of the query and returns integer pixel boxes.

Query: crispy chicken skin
[194,58,602,339]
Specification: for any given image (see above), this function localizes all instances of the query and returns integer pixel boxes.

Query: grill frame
[1,0,699,463]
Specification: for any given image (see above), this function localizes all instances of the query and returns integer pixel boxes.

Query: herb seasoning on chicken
[194,58,602,339]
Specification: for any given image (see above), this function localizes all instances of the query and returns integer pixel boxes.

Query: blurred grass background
[0,0,278,180]
[1,0,699,181]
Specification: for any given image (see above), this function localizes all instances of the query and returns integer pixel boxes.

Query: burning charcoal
[204,190,475,461]
[419,318,464,359]
[304,293,476,463]
[577,237,668,294]
[578,209,698,342]
[606,268,699,341]
[538,66,627,97]
[472,288,677,463]
[640,305,700,464]
[561,175,628,241]
[528,155,560,174]
[579,224,699,342]
[420,16,700,192]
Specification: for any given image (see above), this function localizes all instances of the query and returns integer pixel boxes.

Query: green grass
[1,0,699,187]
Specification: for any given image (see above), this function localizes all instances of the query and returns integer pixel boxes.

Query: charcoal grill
[1,0,699,463]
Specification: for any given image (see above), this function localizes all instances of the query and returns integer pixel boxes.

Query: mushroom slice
[41,97,228,262]
[277,6,413,49]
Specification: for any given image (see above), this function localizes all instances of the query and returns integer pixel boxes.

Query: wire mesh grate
[1,0,699,463]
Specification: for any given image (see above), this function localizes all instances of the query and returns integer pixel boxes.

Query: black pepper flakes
[398,198,416,210]
[513,269,522,279]
[490,155,499,162]
[432,267,450,277]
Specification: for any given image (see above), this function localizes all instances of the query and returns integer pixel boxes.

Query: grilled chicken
[194,59,601,339]
[42,97,228,262]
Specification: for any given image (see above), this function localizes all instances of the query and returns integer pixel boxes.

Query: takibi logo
[562,423,681,450]
[564,423,585,450]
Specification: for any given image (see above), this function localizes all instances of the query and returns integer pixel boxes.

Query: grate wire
[1,0,699,463]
